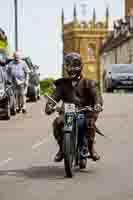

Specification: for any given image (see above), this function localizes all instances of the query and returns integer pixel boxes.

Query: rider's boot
[53,116,64,162]
[54,143,63,162]
[80,137,89,159]
[87,116,100,161]
[88,140,100,161]
[79,137,88,169]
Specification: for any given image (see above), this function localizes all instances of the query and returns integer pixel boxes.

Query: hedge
[40,78,54,96]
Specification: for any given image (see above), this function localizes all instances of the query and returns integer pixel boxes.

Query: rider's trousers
[15,84,27,110]
[52,112,99,154]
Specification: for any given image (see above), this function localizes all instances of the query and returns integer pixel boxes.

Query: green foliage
[96,81,101,95]
[40,78,54,96]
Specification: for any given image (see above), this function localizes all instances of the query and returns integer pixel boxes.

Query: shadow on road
[0,165,96,180]
[0,166,65,180]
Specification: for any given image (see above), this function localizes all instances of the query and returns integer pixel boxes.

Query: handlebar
[77,106,94,113]
[44,93,57,105]
[45,93,103,113]
[54,105,101,113]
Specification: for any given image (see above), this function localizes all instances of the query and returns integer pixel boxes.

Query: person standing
[8,51,29,113]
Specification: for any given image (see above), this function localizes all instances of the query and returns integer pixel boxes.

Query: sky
[0,0,124,79]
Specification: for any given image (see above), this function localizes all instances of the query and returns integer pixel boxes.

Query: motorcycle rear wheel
[79,159,87,169]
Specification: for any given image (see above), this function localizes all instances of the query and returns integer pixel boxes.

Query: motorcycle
[45,94,102,178]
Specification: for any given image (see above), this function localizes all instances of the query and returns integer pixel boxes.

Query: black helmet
[64,52,82,79]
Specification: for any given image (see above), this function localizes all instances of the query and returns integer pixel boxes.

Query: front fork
[63,113,89,160]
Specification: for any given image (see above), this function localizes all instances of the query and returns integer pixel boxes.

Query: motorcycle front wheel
[64,133,75,178]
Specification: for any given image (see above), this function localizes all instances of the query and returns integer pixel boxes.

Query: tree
[40,78,54,95]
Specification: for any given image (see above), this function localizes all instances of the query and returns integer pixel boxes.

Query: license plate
[121,81,132,84]
[64,103,75,113]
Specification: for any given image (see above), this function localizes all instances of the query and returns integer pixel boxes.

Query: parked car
[105,64,133,92]
[22,57,34,71]
[0,67,16,120]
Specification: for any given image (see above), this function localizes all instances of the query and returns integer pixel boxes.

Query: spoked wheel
[64,133,75,178]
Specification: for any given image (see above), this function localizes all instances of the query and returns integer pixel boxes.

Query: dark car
[0,67,16,120]
[22,57,34,71]
[105,64,133,92]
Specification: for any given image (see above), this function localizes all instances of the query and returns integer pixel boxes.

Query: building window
[88,44,96,63]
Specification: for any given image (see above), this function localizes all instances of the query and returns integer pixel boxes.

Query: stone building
[61,4,110,91]
[125,0,133,16]
[101,16,133,71]
[101,0,133,68]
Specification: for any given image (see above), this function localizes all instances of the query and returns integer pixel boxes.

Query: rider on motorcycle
[45,52,103,162]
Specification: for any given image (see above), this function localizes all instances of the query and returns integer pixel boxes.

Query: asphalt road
[0,94,133,200]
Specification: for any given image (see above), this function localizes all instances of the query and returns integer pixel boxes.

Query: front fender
[64,113,75,132]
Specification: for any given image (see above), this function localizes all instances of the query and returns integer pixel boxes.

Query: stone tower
[61,4,109,90]
[125,0,133,16]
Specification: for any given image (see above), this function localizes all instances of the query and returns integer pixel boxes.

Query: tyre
[105,80,113,93]
[32,95,37,102]
[64,133,74,178]
[37,95,40,100]
[4,101,11,120]
[106,87,114,93]
[37,88,40,100]
[75,149,79,167]
[10,101,16,116]
[79,159,87,169]
[110,88,114,93]
[11,108,16,116]
[10,93,16,116]
[31,89,38,102]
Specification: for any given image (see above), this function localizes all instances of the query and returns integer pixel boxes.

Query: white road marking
[32,138,46,150]
[0,137,48,168]
[0,158,13,167]
[6,171,17,176]
[0,100,52,168]
[0,138,47,168]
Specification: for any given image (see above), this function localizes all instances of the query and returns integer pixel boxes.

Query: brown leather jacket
[45,78,103,115]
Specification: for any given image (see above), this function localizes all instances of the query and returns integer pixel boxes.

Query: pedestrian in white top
[8,51,30,113]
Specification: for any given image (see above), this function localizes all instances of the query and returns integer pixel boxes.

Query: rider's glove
[56,106,63,113]
[94,104,103,113]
